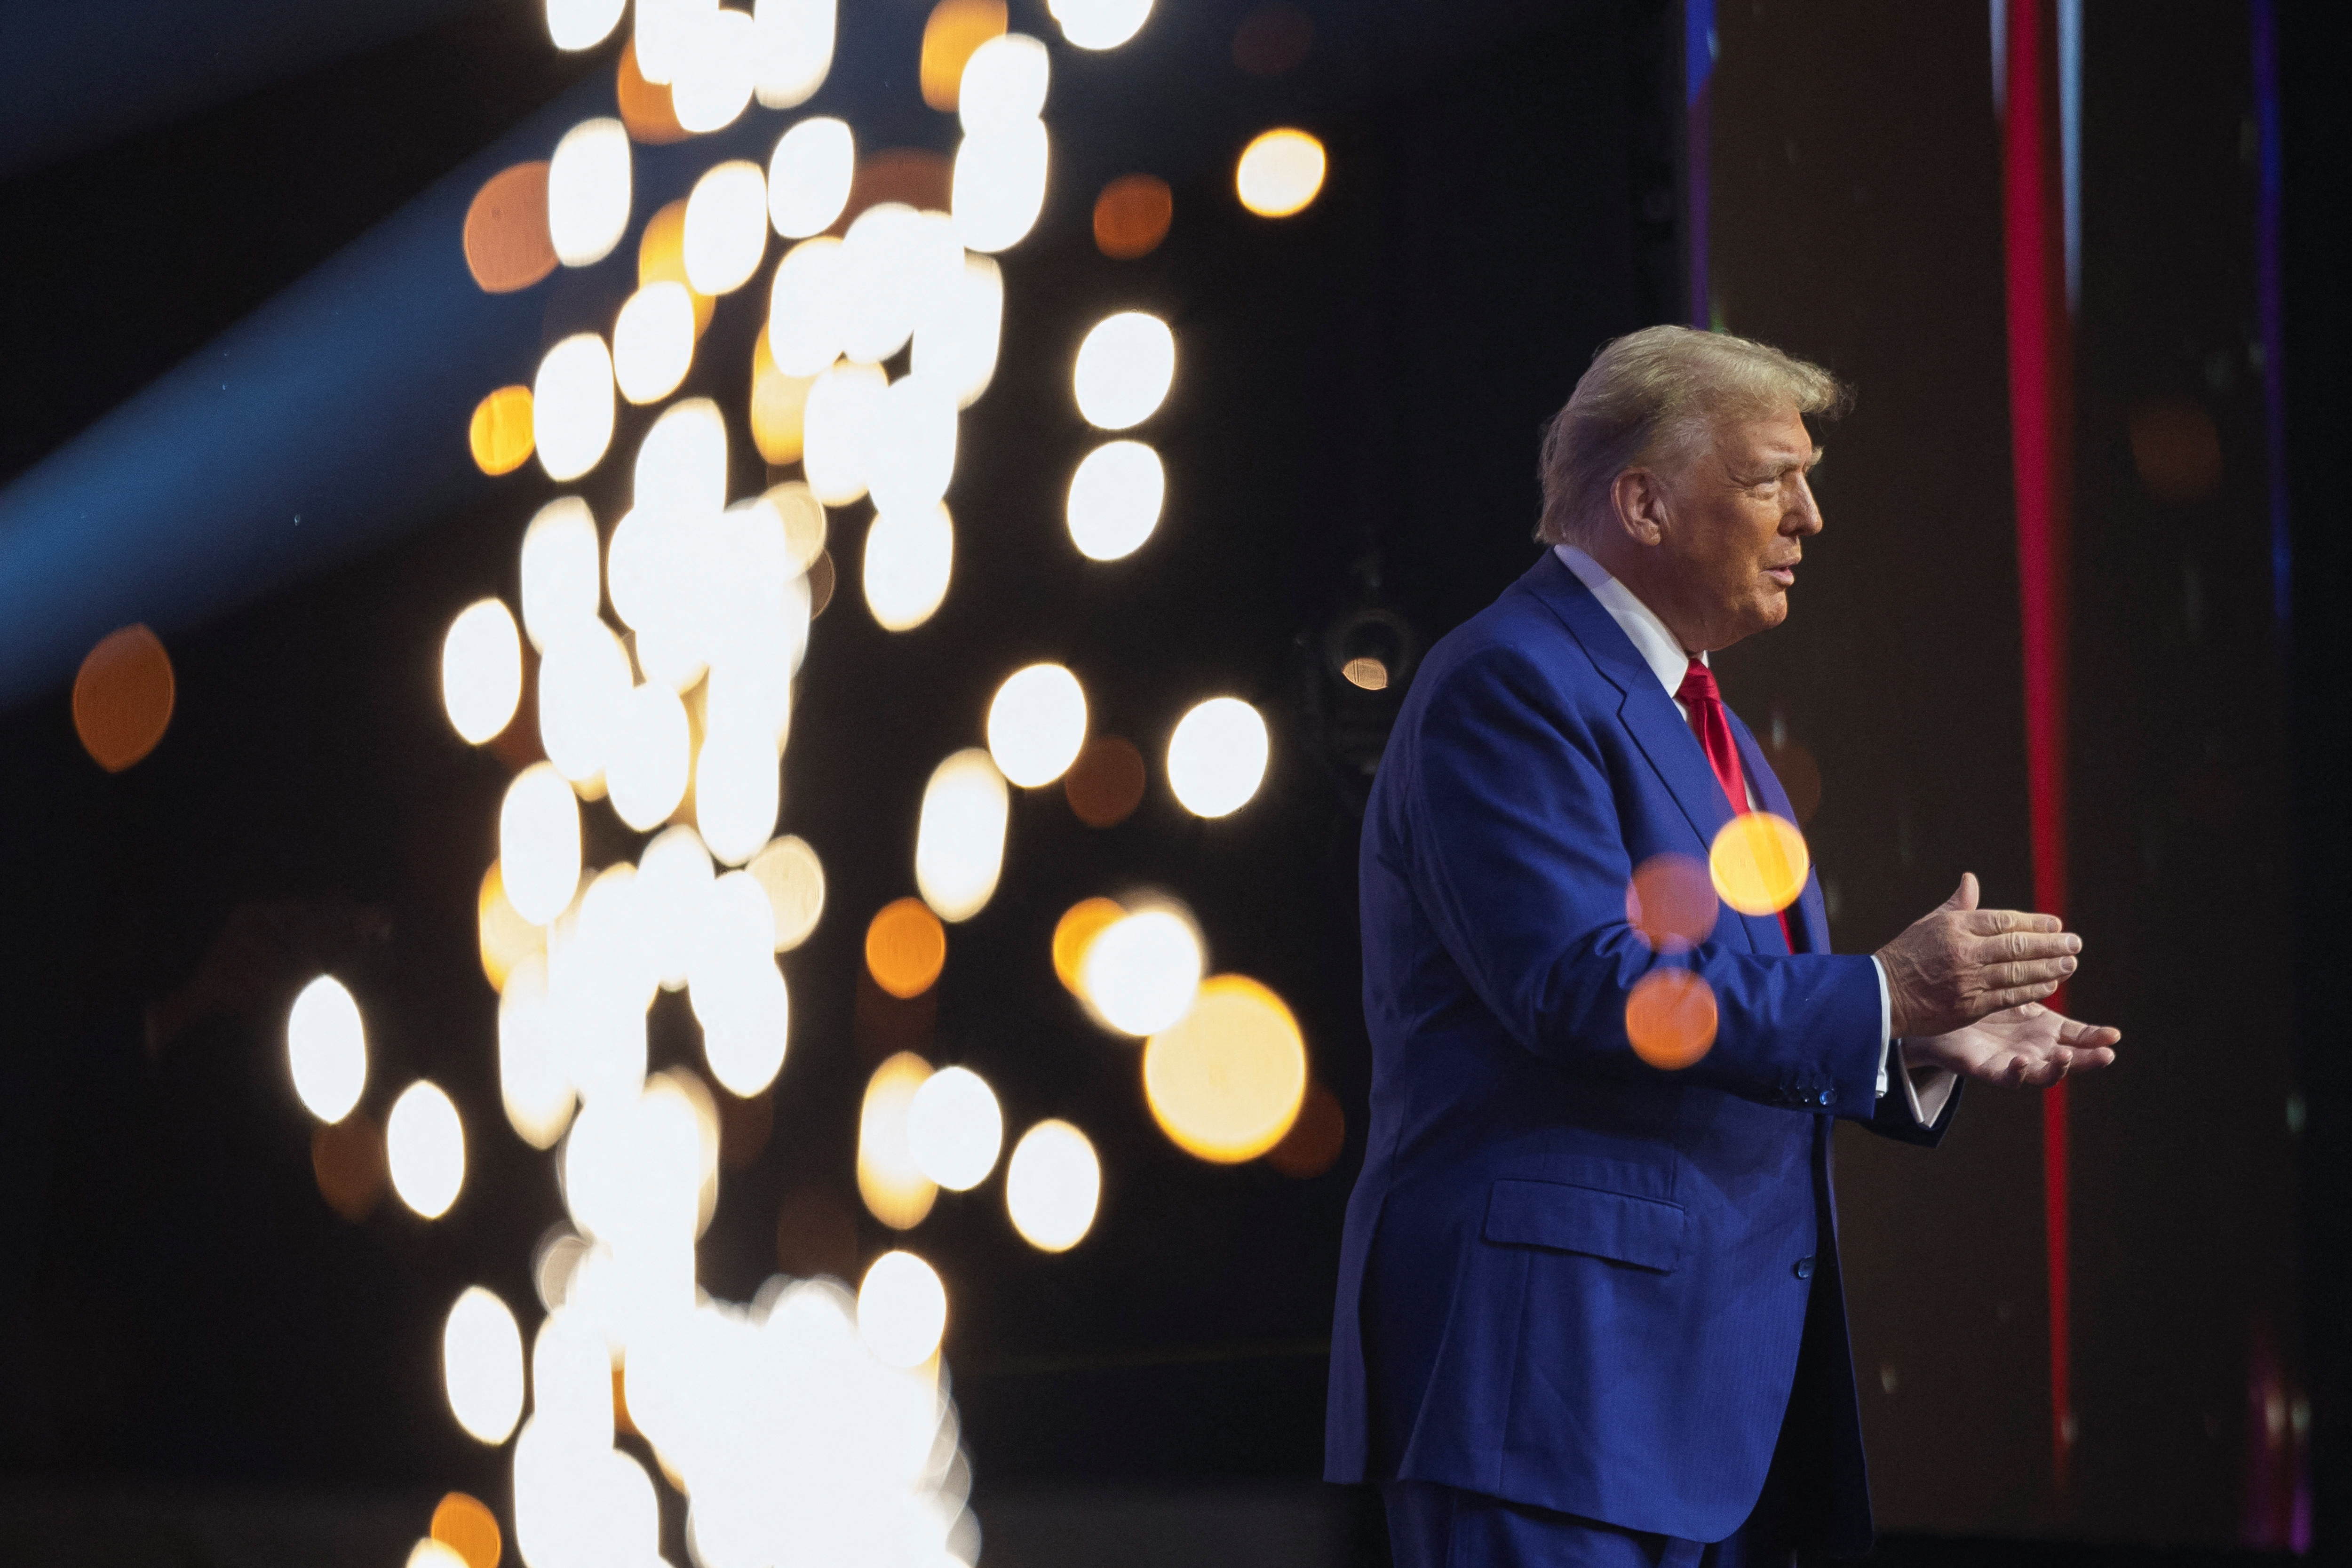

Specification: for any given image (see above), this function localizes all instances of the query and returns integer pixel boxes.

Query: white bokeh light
[768,117,855,239]
[612,282,697,405]
[1080,907,1203,1036]
[1006,1120,1100,1252]
[546,0,626,52]
[547,118,632,266]
[1065,439,1165,561]
[957,33,1049,132]
[520,497,602,652]
[914,747,1007,923]
[1073,311,1174,430]
[986,663,1087,787]
[857,1251,946,1369]
[1167,696,1270,818]
[443,1286,524,1444]
[951,116,1049,254]
[501,762,583,924]
[752,0,835,108]
[442,598,523,745]
[287,975,366,1123]
[672,5,757,132]
[906,1066,1002,1192]
[605,681,691,830]
[684,160,770,295]
[388,1080,467,1220]
[862,503,954,631]
[1048,0,1152,50]
[533,334,616,481]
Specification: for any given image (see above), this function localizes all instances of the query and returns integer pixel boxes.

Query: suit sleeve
[1398,644,1886,1116]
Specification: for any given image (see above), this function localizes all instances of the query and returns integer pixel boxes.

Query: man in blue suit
[1325,325,2120,1566]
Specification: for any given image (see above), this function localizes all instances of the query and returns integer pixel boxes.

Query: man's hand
[1875,873,2080,1038]
[1903,1002,2120,1086]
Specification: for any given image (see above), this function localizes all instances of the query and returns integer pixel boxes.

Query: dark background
[0,0,2343,1558]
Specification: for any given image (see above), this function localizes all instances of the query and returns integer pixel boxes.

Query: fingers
[1979,979,2064,1014]
[1965,909,2067,936]
[1982,956,2076,992]
[1939,873,1980,913]
[1978,930,2080,963]
[2053,1016,2122,1047]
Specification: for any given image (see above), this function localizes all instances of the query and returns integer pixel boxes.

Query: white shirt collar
[1552,543,1701,701]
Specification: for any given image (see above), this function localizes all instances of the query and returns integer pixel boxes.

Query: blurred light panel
[444,1286,525,1444]
[612,282,696,404]
[915,748,1009,922]
[913,254,1003,408]
[478,861,544,992]
[1079,907,1202,1035]
[548,0,626,50]
[520,497,602,652]
[470,385,536,475]
[907,1065,1002,1190]
[1626,969,1718,1069]
[1065,439,1164,560]
[1073,311,1174,429]
[1093,173,1173,258]
[672,6,757,132]
[288,975,367,1123]
[537,620,631,784]
[768,117,855,238]
[858,1051,938,1229]
[1167,696,1268,817]
[857,1250,946,1368]
[1052,897,1124,994]
[803,359,887,503]
[1005,1120,1098,1251]
[922,0,1008,110]
[748,835,826,950]
[695,723,780,866]
[499,955,576,1149]
[753,0,835,108]
[429,1493,503,1568]
[606,682,691,829]
[863,503,954,631]
[684,160,769,294]
[501,763,584,923]
[866,374,959,517]
[1049,0,1152,50]
[1236,127,1327,217]
[638,825,715,989]
[638,199,716,335]
[388,1080,467,1219]
[987,663,1087,786]
[72,624,175,772]
[866,897,947,998]
[1708,812,1810,916]
[1142,974,1307,1162]
[548,118,632,266]
[464,163,558,294]
[443,599,523,745]
[532,334,616,481]
[952,116,1049,253]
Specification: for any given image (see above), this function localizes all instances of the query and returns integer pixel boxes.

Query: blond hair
[1535,325,1850,546]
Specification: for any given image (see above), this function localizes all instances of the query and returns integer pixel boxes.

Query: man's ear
[1609,468,1669,547]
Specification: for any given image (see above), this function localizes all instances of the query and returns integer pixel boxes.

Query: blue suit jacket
[1325,553,1958,1550]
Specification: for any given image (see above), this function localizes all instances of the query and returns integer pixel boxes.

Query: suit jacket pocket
[1481,1178,1685,1272]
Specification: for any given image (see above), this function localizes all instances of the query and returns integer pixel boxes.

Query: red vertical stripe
[2002,0,2075,1496]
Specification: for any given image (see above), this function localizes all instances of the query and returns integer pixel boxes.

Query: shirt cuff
[1871,955,1892,1098]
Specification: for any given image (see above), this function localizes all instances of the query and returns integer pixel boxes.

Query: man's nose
[1786,478,1824,534]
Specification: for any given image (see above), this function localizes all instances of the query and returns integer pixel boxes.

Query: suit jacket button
[1817,1089,1834,1106]
[1794,1257,1815,1279]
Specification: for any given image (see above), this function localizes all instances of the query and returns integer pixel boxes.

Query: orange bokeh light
[477,861,542,992]
[616,39,688,144]
[1625,969,1718,1070]
[750,326,817,464]
[638,199,716,336]
[1264,1079,1345,1178]
[1051,897,1125,995]
[463,162,558,294]
[1626,852,1717,951]
[431,1492,502,1568]
[72,623,175,772]
[1142,974,1309,1163]
[837,149,954,232]
[1065,735,1146,827]
[1709,812,1811,917]
[919,0,1008,111]
[866,898,948,999]
[1093,174,1173,259]
[312,1113,389,1222]
[469,385,536,475]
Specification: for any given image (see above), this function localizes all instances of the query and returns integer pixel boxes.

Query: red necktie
[1676,657,1797,953]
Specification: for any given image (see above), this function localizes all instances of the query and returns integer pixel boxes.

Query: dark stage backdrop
[1708,0,2296,1547]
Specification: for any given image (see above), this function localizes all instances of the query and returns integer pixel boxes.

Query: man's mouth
[1764,564,1796,587]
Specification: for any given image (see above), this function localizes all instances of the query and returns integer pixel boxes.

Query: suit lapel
[1729,714,1829,955]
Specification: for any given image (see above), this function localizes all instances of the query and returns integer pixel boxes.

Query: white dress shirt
[1554,544,1954,1123]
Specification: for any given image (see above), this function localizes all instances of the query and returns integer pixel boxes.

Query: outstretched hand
[1902,1001,2121,1087]
[1875,873,2081,1038]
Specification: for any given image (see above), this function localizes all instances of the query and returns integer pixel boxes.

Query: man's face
[1653,406,1823,651]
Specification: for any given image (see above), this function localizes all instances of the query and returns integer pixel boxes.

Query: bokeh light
[444,1286,524,1444]
[857,1250,947,1369]
[616,38,689,144]
[1263,1079,1344,1178]
[920,0,1008,110]
[479,861,544,992]
[1235,127,1326,217]
[843,205,963,366]
[72,623,175,772]
[695,722,781,866]
[958,31,1049,130]
[684,159,769,294]
[1142,974,1307,1162]
[804,359,888,503]
[747,835,826,950]
[768,116,855,238]
[1064,735,1146,826]
[470,385,537,475]
[1080,907,1203,1036]
[749,328,817,463]
[863,502,955,631]
[411,1540,468,1568]
[612,282,696,404]
[547,117,632,266]
[1166,696,1269,818]
[987,663,1088,787]
[499,955,576,1149]
[547,0,625,51]
[671,6,757,132]
[1049,0,1152,50]
[1625,968,1718,1069]
[638,825,715,989]
[913,254,1003,408]
[532,333,616,482]
[752,0,836,108]
[537,619,631,784]
[288,974,367,1123]
[1052,898,1125,994]
[443,598,524,745]
[1065,438,1164,560]
[638,198,716,335]
[526,1309,612,1448]
[1093,173,1172,258]
[633,0,705,83]
[952,114,1049,253]
[907,1065,1002,1190]
[867,897,947,998]
[1073,310,1175,429]
[915,748,1009,923]
[1708,811,1811,917]
[768,237,847,377]
[464,162,558,293]
[520,497,601,652]
[389,1080,467,1219]
[858,1051,939,1230]
[312,1114,388,1221]
[430,1493,503,1568]
[605,682,691,829]
[1626,852,1718,951]
[501,763,584,923]
[866,373,959,516]
[700,960,790,1097]
[1005,1119,1099,1252]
